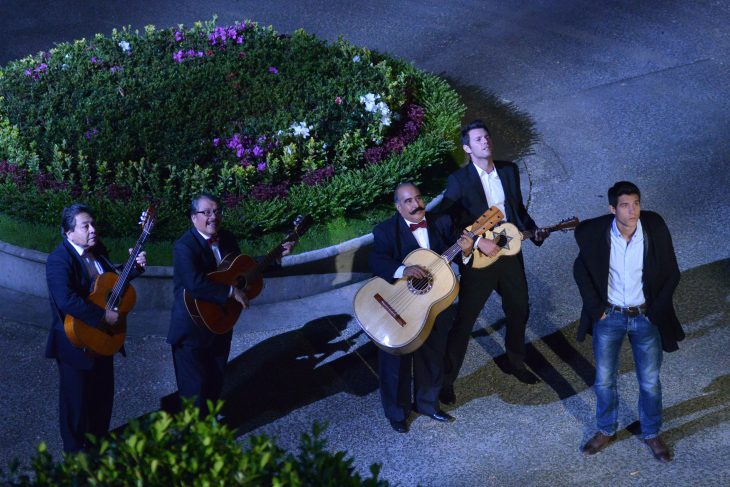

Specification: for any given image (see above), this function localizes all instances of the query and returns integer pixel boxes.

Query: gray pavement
[2,1,730,485]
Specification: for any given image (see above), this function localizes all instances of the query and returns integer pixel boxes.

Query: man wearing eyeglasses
[167,193,293,415]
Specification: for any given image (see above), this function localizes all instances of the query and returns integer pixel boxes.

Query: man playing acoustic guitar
[368,182,473,433]
[45,203,147,452]
[167,193,293,416]
[438,120,549,399]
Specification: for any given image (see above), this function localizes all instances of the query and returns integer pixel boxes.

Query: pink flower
[335,96,342,105]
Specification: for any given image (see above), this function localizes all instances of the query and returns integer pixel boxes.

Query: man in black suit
[168,193,292,416]
[369,182,473,432]
[574,181,684,462]
[438,120,547,399]
[45,203,146,452]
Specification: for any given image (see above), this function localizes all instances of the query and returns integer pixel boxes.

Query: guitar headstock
[138,205,157,235]
[287,214,313,242]
[470,206,504,235]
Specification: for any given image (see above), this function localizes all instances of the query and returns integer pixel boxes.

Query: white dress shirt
[68,240,104,279]
[394,218,430,278]
[607,218,646,307]
[474,163,506,218]
[198,230,222,264]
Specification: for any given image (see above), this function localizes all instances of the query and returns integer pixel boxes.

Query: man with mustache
[45,203,146,451]
[438,119,548,401]
[574,181,684,462]
[368,182,473,432]
[168,193,293,416]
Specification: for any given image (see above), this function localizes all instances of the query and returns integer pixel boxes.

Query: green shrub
[0,401,388,486]
[0,18,463,241]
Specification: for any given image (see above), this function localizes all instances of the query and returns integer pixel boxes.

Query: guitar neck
[107,230,150,310]
[441,230,476,262]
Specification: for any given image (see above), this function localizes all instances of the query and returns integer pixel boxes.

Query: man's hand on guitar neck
[533,228,550,242]
[232,287,249,309]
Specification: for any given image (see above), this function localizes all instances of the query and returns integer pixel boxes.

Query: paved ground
[1,1,729,485]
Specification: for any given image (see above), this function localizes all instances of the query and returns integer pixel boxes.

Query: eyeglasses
[194,209,223,217]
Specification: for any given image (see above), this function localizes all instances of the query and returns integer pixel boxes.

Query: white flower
[380,114,391,126]
[352,55,361,62]
[290,121,311,138]
[118,40,131,53]
[359,93,379,113]
[285,146,293,155]
[61,63,69,70]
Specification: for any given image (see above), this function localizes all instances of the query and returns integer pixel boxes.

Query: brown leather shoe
[581,432,615,455]
[644,437,672,463]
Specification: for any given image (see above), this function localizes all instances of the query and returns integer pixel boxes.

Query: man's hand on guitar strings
[403,265,429,279]
[232,287,249,309]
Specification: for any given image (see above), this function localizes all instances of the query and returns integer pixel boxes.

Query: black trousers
[172,336,231,417]
[57,356,114,452]
[378,313,451,422]
[443,254,529,388]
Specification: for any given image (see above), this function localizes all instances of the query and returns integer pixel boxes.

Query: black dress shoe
[389,419,408,433]
[511,367,540,385]
[645,437,672,463]
[581,432,615,455]
[425,410,455,423]
[439,387,456,405]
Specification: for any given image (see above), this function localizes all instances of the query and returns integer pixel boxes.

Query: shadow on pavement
[220,313,378,435]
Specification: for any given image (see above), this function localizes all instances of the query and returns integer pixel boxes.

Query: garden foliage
[0,401,389,486]
[0,18,463,240]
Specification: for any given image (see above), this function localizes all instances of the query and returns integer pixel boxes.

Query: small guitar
[185,215,313,334]
[469,217,579,269]
[64,206,156,356]
[354,207,504,355]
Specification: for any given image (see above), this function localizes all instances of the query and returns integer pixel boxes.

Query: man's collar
[472,161,497,178]
[611,217,643,241]
[66,239,88,256]
[403,216,426,226]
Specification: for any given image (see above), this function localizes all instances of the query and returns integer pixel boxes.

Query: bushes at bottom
[0,401,389,486]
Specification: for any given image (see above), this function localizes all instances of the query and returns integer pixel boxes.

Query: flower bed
[0,19,463,241]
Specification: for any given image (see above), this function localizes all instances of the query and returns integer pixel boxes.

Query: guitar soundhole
[495,235,508,248]
[407,273,433,295]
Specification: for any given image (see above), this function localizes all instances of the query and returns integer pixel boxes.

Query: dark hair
[189,192,220,216]
[460,119,491,147]
[60,203,93,237]
[393,182,418,203]
[608,181,641,208]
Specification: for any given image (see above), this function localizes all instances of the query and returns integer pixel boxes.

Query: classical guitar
[469,217,579,269]
[64,206,156,356]
[185,215,313,334]
[354,207,504,355]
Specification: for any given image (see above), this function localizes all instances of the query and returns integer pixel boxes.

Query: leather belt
[606,304,646,317]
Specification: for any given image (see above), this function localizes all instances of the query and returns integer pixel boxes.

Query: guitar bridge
[373,293,406,327]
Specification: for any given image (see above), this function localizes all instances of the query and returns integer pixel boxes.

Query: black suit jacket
[45,239,138,369]
[439,161,541,246]
[168,228,241,348]
[573,211,685,352]
[369,213,455,281]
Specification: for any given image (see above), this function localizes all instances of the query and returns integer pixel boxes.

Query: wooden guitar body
[468,222,523,269]
[184,253,263,334]
[63,272,136,356]
[354,248,459,355]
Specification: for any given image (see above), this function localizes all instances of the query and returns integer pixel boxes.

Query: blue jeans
[593,311,663,439]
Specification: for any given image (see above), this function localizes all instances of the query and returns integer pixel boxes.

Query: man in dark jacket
[368,182,472,432]
[574,181,684,462]
[45,203,146,452]
[168,193,292,416]
[437,120,548,400]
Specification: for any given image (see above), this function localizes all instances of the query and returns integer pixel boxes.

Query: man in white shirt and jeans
[574,181,684,462]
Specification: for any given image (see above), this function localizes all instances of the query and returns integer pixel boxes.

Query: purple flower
[91,56,98,64]
[268,66,279,75]
[109,65,123,74]
[251,181,289,201]
[172,50,184,63]
[302,166,335,186]
[364,146,387,165]
[256,162,267,171]
[213,138,220,147]
[24,68,32,76]
[252,145,264,158]
[174,30,185,42]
